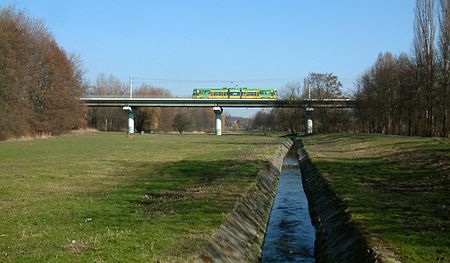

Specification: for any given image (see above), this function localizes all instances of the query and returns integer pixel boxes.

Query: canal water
[261,151,316,263]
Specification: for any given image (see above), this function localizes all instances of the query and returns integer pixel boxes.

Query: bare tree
[87,74,127,131]
[397,53,417,135]
[305,72,343,99]
[438,0,450,137]
[414,0,436,136]
[185,108,215,132]
[251,110,275,131]
[279,82,303,134]
[305,73,346,132]
[172,112,190,134]
[134,84,170,132]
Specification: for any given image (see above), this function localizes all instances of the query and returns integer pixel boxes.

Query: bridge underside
[80,98,356,108]
[81,97,356,135]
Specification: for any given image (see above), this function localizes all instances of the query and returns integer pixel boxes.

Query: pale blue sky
[1,0,415,116]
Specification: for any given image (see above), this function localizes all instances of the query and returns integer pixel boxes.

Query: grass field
[0,132,285,262]
[302,134,449,263]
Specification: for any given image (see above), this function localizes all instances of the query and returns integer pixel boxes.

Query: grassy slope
[0,132,285,262]
[302,134,449,263]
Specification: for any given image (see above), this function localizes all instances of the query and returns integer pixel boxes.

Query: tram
[192,87,278,99]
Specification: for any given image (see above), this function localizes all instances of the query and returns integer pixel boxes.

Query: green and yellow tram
[192,87,278,99]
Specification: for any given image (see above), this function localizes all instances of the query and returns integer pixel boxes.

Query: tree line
[355,0,449,137]
[252,0,449,138]
[0,7,85,140]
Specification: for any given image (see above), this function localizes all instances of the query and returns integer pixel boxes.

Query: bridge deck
[80,97,356,108]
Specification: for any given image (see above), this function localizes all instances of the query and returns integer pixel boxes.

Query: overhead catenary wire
[131,76,305,83]
[131,76,359,84]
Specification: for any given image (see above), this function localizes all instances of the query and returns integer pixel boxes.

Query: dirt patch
[67,240,89,254]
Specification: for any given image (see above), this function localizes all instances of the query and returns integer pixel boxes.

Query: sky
[1,0,416,117]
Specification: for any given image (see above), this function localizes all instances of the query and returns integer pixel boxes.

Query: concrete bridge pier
[305,107,314,135]
[123,106,135,134]
[213,106,223,136]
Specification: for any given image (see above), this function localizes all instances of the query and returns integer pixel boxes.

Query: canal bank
[196,138,393,262]
[297,142,377,262]
[195,140,293,262]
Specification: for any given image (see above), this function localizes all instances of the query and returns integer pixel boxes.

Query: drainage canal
[261,150,316,263]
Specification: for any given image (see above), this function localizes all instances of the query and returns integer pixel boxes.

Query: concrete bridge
[80,97,356,135]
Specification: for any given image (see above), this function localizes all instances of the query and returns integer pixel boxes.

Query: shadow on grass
[201,141,282,146]
[111,158,264,217]
[303,134,449,260]
[302,134,357,145]
[62,158,268,260]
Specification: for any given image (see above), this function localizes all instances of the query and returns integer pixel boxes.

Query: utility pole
[307,79,310,99]
[304,78,310,99]
[129,75,133,98]
[304,77,313,135]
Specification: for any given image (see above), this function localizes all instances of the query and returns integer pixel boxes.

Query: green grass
[302,134,450,263]
[0,131,285,262]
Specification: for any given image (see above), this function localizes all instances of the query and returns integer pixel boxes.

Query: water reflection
[261,151,316,263]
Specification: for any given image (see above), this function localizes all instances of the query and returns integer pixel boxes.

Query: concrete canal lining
[297,139,400,263]
[297,144,374,262]
[195,140,293,262]
[195,138,398,262]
